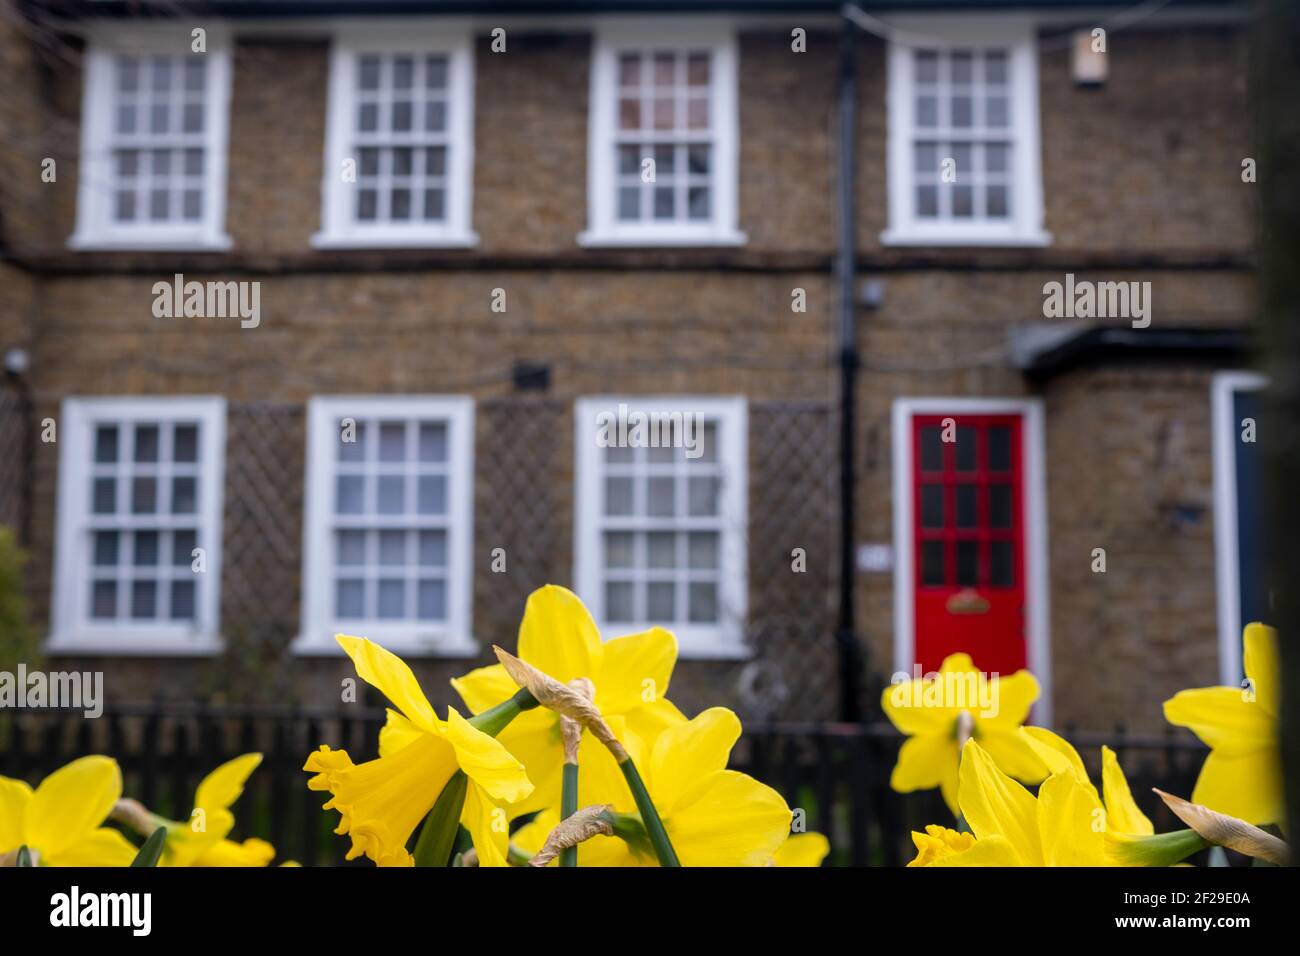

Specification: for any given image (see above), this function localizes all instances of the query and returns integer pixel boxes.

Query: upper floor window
[296,396,475,656]
[581,20,744,247]
[48,398,227,654]
[883,17,1049,247]
[315,24,476,248]
[71,29,232,250]
[574,397,748,658]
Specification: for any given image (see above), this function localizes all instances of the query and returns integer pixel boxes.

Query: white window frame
[882,15,1050,247]
[48,397,227,655]
[574,396,748,658]
[579,17,745,248]
[891,397,1052,725]
[69,25,233,251]
[1212,371,1267,684]
[295,395,475,657]
[313,20,477,249]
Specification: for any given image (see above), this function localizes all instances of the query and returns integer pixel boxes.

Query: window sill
[310,230,480,250]
[290,633,480,659]
[44,633,224,657]
[67,231,235,253]
[879,228,1053,249]
[577,228,748,249]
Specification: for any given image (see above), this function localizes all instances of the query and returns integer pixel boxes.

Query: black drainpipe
[835,6,863,723]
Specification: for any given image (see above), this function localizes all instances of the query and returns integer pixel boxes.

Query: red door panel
[912,414,1026,676]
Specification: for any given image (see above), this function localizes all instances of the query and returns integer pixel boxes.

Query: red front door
[912,413,1027,676]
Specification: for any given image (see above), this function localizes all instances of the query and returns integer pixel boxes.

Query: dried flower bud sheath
[1155,789,1290,865]
[529,805,615,867]
[493,646,627,760]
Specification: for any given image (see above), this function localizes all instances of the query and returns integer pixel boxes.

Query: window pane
[173,424,198,462]
[95,426,119,463]
[134,425,160,462]
[988,426,1012,471]
[378,580,405,619]
[134,531,159,566]
[379,422,407,462]
[378,476,406,514]
[955,427,977,471]
[647,476,675,516]
[339,420,366,461]
[956,541,979,587]
[989,484,1012,528]
[987,185,1009,218]
[417,475,446,515]
[379,529,406,565]
[337,475,365,515]
[955,484,977,528]
[93,478,117,514]
[605,581,634,622]
[170,580,196,620]
[336,579,365,617]
[132,477,157,514]
[647,581,675,620]
[418,579,446,620]
[172,476,197,514]
[920,485,944,529]
[338,529,366,565]
[605,476,634,516]
[94,531,120,566]
[173,530,196,566]
[131,580,157,619]
[605,531,635,569]
[418,422,447,462]
[92,580,117,619]
[921,541,945,586]
[688,531,718,569]
[646,531,676,568]
[687,476,718,516]
[419,530,447,567]
[990,540,1014,587]
[916,51,939,83]
[919,427,943,471]
[688,582,718,623]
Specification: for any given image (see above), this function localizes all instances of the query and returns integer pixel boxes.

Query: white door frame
[891,397,1052,726]
[1211,371,1267,683]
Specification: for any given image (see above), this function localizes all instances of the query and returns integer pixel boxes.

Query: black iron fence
[0,704,1209,867]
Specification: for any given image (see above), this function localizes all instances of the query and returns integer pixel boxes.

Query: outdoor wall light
[1072,29,1109,86]
[859,278,885,310]
[3,346,30,377]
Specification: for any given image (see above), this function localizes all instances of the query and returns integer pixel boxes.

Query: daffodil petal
[444,707,534,806]
[379,708,424,758]
[1243,623,1280,716]
[648,707,742,815]
[195,753,262,813]
[576,727,636,813]
[516,585,604,685]
[939,652,979,675]
[929,833,1026,867]
[1022,726,1088,782]
[1190,746,1284,826]
[663,769,791,867]
[773,832,830,867]
[889,733,956,801]
[983,670,1040,727]
[0,777,33,854]
[1101,746,1153,836]
[1037,771,1106,866]
[27,756,122,857]
[45,826,138,867]
[880,680,956,736]
[450,663,520,715]
[335,634,438,734]
[1163,686,1275,754]
[595,626,677,716]
[977,727,1050,784]
[461,782,510,867]
[194,837,277,867]
[957,741,1041,864]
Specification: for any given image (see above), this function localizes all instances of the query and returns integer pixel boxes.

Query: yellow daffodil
[906,824,977,867]
[553,707,793,867]
[148,754,277,867]
[1022,727,1154,837]
[305,634,533,867]
[452,585,686,814]
[911,740,1111,866]
[0,756,137,866]
[772,831,831,867]
[882,652,1048,814]
[1163,623,1282,825]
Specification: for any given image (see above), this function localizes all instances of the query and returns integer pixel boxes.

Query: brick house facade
[0,1,1258,731]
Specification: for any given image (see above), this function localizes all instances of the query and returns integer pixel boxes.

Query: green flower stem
[617,757,680,867]
[16,845,32,867]
[507,844,533,867]
[598,809,654,859]
[413,770,469,867]
[130,827,168,867]
[1107,828,1211,867]
[469,688,540,737]
[560,762,580,867]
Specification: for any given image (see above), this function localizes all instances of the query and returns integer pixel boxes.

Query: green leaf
[618,757,680,867]
[412,770,468,867]
[16,845,33,867]
[130,827,168,867]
